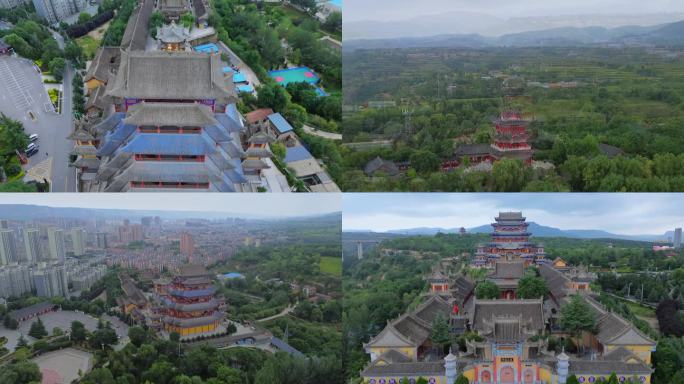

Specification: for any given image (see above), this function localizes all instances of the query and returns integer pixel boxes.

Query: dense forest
[341,47,684,191]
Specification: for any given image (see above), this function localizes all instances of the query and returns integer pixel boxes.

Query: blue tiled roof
[237,84,254,93]
[121,133,216,156]
[98,124,137,157]
[270,337,305,358]
[194,43,219,53]
[284,145,313,163]
[267,113,294,134]
[215,107,243,133]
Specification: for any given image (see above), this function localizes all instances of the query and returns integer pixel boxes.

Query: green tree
[81,367,116,384]
[475,281,500,299]
[90,319,118,349]
[71,320,87,343]
[560,295,596,349]
[149,11,164,38]
[2,33,33,59]
[323,11,341,33]
[78,12,91,23]
[455,374,469,384]
[492,158,529,192]
[257,84,289,112]
[429,313,451,353]
[606,372,619,384]
[3,313,19,329]
[0,113,29,155]
[410,150,441,174]
[566,375,580,384]
[0,360,42,384]
[28,317,48,339]
[16,334,28,350]
[180,12,195,29]
[128,326,148,347]
[142,361,177,384]
[517,276,548,299]
[270,142,286,161]
[283,103,307,129]
[215,366,241,384]
[64,40,83,62]
[48,57,66,81]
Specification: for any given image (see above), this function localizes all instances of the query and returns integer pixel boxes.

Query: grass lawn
[319,256,341,276]
[76,36,100,60]
[624,300,656,318]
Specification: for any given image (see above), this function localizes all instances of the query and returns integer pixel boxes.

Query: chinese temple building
[70,50,251,192]
[158,0,190,22]
[156,21,191,51]
[360,213,655,384]
[454,112,534,167]
[474,212,547,268]
[159,265,223,337]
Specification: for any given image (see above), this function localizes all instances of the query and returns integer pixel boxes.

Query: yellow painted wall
[85,79,103,93]
[539,367,552,383]
[165,322,218,336]
[605,344,653,364]
[575,374,650,383]
[363,376,444,384]
[462,368,475,382]
[370,347,416,361]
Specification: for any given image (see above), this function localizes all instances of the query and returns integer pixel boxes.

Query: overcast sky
[343,194,683,235]
[344,0,684,22]
[0,194,341,217]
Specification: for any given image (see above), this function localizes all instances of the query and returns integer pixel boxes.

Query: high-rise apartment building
[0,0,30,9]
[23,228,42,263]
[96,232,108,249]
[47,227,66,263]
[0,229,18,265]
[180,232,194,257]
[0,265,33,299]
[32,0,80,24]
[71,227,86,256]
[34,263,69,297]
[675,228,682,249]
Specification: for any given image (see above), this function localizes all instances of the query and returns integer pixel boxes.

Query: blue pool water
[327,0,341,7]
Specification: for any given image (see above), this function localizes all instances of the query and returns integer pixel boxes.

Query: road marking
[0,59,33,111]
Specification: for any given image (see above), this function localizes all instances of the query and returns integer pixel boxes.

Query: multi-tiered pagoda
[453,111,534,167]
[474,212,546,268]
[71,50,251,192]
[160,265,223,337]
[491,111,533,164]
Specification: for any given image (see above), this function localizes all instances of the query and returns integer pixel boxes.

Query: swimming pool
[268,67,320,87]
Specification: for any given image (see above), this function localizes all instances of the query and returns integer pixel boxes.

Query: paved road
[302,124,342,140]
[256,304,295,322]
[342,139,393,150]
[0,56,75,191]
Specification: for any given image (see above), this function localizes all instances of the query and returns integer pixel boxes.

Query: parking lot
[0,55,76,191]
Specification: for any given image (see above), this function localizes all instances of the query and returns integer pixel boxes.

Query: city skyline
[343,193,683,235]
[0,194,341,218]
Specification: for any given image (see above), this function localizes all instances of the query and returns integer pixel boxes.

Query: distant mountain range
[344,20,684,50]
[349,222,673,242]
[0,204,339,222]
